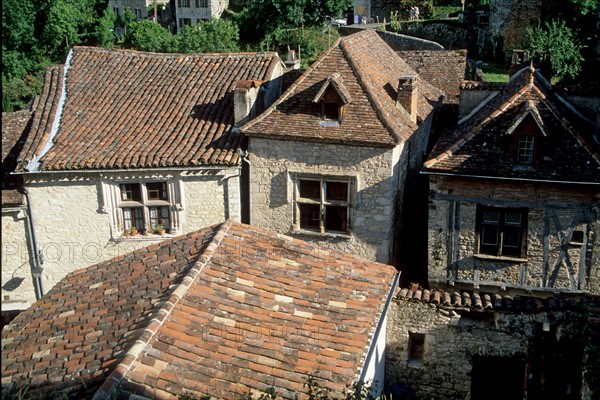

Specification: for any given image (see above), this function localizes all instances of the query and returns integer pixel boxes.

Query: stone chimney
[396,74,419,123]
[284,48,301,70]
[234,80,263,127]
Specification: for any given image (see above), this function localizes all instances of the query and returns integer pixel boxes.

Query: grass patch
[481,63,509,83]
[431,6,462,19]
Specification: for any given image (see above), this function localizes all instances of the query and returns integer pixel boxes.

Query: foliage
[96,7,117,49]
[41,0,99,58]
[127,19,178,52]
[235,0,352,45]
[178,20,240,53]
[2,0,37,53]
[260,25,339,66]
[525,19,585,81]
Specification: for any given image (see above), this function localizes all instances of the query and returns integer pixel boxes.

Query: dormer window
[313,73,352,126]
[507,101,547,167]
[517,134,535,163]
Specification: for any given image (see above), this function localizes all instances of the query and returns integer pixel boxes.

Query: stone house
[3,46,285,314]
[241,29,445,266]
[383,66,599,399]
[175,0,228,30]
[423,66,600,295]
[1,220,398,399]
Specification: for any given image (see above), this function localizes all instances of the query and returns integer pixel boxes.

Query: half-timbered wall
[428,175,600,294]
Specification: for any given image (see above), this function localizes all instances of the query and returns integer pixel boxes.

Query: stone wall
[1,207,37,311]
[427,175,600,294]
[6,168,239,307]
[385,298,588,398]
[248,138,402,264]
[176,0,229,26]
[489,0,542,56]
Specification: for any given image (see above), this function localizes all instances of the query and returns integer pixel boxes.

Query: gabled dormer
[507,100,547,167]
[313,73,352,126]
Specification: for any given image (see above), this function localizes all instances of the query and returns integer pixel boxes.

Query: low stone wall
[385,297,588,398]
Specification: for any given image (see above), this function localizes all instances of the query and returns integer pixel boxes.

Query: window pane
[147,182,168,200]
[123,208,132,229]
[504,211,522,225]
[160,207,170,229]
[325,206,347,232]
[299,204,320,230]
[482,210,500,224]
[299,180,320,200]
[120,183,141,201]
[518,135,534,163]
[481,226,499,246]
[502,227,522,256]
[133,208,144,230]
[326,182,348,201]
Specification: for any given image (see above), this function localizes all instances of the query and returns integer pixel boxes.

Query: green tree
[41,0,98,58]
[127,19,178,52]
[178,20,240,53]
[96,6,117,49]
[526,19,585,81]
[235,0,351,45]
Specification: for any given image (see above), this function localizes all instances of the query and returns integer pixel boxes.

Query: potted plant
[130,226,139,236]
[153,224,166,236]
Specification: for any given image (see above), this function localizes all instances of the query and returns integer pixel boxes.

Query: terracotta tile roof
[2,221,398,399]
[424,67,600,183]
[17,48,284,172]
[241,30,444,147]
[394,287,588,313]
[1,226,217,397]
[397,50,467,104]
[2,110,33,205]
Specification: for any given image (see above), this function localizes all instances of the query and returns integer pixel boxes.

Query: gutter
[357,271,400,386]
[421,170,600,186]
[14,165,232,176]
[23,188,44,300]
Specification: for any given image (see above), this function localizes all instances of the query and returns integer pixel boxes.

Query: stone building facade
[2,47,285,312]
[241,30,445,265]
[489,0,542,56]
[423,67,600,296]
[175,0,229,29]
[385,290,591,399]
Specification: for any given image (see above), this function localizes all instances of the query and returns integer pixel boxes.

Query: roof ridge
[72,45,280,59]
[338,33,410,144]
[92,220,233,400]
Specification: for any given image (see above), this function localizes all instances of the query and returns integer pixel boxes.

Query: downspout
[238,149,252,225]
[23,188,44,300]
[357,272,401,388]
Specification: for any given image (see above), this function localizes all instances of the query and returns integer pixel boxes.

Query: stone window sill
[474,254,528,263]
[290,227,352,240]
[114,233,175,242]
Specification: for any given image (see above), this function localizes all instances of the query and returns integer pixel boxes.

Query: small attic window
[313,73,352,126]
[517,134,535,163]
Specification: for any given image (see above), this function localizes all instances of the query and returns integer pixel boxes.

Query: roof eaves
[92,221,232,400]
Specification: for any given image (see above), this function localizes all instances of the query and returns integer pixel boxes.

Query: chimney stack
[396,74,418,123]
[234,80,263,127]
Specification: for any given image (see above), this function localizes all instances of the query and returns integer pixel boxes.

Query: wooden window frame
[119,181,173,235]
[293,176,352,234]
[476,206,527,258]
[517,134,535,164]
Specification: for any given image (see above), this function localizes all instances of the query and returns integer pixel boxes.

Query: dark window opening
[296,178,350,233]
[477,206,527,258]
[408,332,425,364]
[323,102,340,120]
[120,183,142,201]
[147,182,168,201]
[471,355,525,400]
